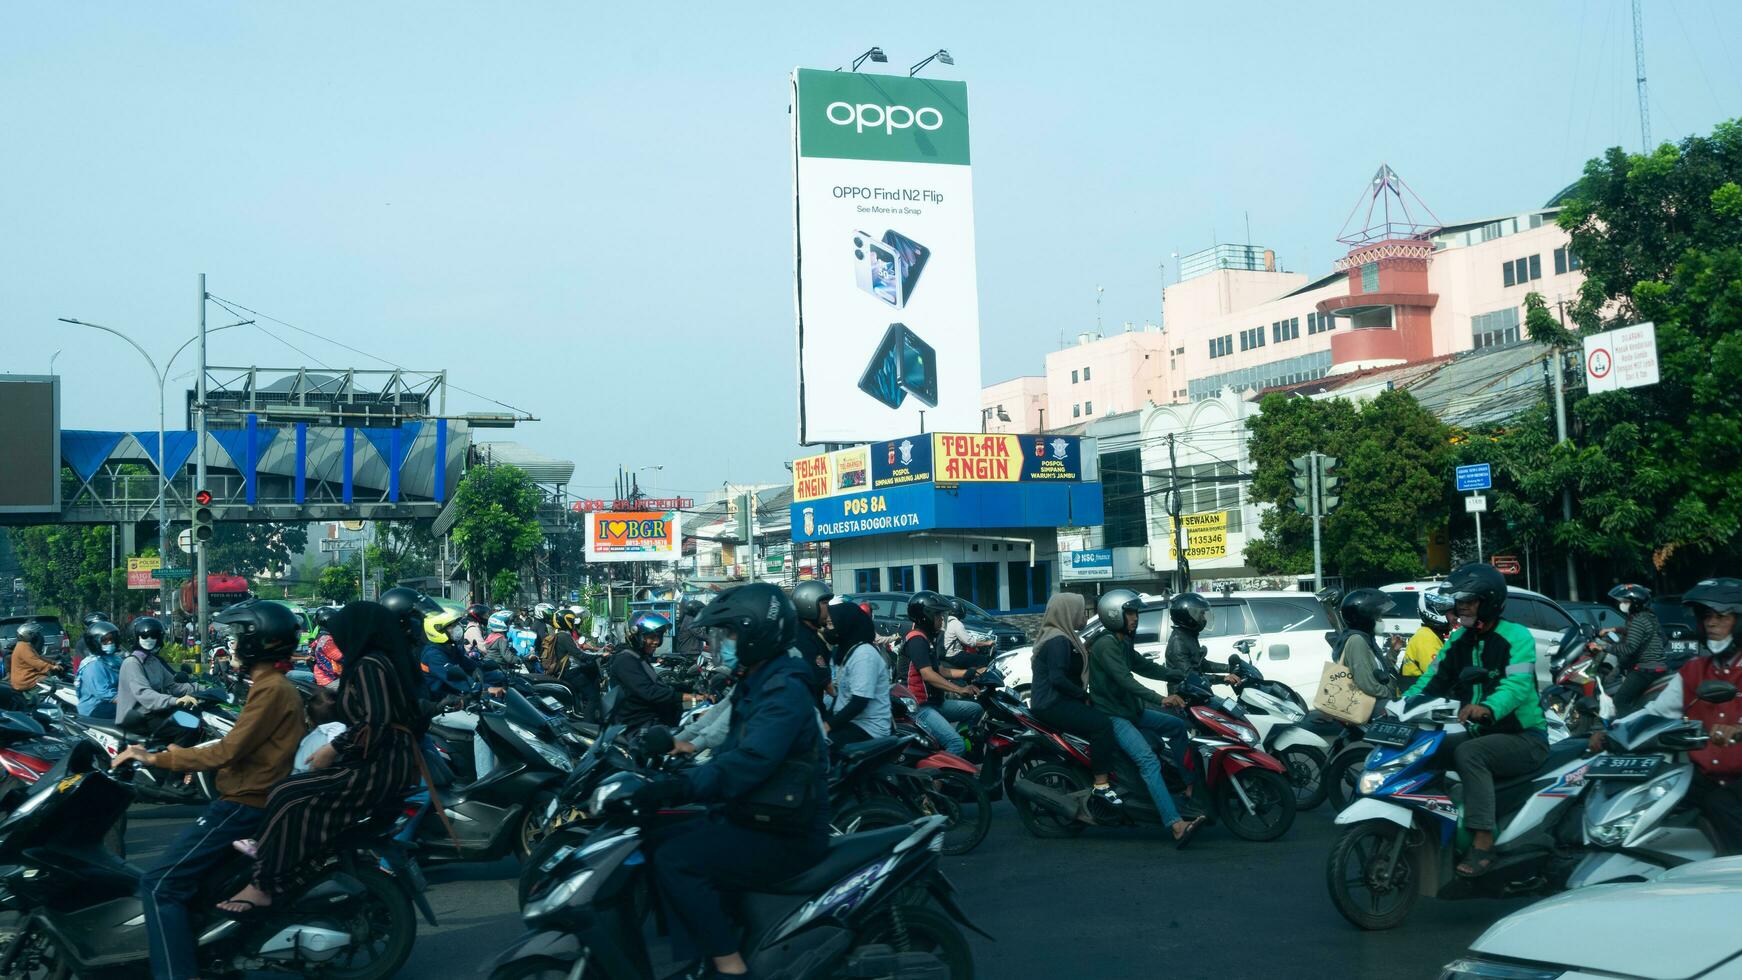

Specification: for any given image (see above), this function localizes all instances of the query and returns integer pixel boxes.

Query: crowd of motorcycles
[0,613,1722,978]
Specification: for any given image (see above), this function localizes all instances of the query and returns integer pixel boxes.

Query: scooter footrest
[844,944,950,980]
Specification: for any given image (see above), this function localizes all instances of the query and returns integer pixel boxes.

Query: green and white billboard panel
[792,68,982,444]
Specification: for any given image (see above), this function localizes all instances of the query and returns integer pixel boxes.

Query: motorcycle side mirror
[1580,623,1598,640]
[1267,644,1291,662]
[1695,680,1738,705]
[637,725,676,757]
[1228,653,1245,668]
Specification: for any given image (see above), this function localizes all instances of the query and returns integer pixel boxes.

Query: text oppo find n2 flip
[857,323,938,410]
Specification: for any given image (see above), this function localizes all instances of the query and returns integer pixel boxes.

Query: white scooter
[1227,648,1336,810]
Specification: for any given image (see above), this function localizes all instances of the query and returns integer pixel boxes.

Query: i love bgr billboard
[584,510,682,563]
[791,68,982,444]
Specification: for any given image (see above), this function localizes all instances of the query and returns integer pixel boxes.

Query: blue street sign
[568,590,579,602]
[1455,463,1492,492]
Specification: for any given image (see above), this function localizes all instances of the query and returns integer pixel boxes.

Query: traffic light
[192,489,214,544]
[1318,456,1342,513]
[1290,455,1312,514]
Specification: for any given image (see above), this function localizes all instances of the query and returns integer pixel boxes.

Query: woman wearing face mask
[76,621,126,720]
[115,617,202,740]
[1596,583,1668,716]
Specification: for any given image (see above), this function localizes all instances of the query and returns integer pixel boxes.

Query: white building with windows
[1137,389,1265,580]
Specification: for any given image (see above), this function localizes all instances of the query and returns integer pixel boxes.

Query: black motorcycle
[496,758,980,979]
[0,741,431,979]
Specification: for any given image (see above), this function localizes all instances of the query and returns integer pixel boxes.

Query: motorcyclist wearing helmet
[1598,583,1669,716]
[1160,593,1239,694]
[529,601,554,649]
[118,600,306,980]
[824,600,892,746]
[463,602,490,653]
[7,621,62,702]
[608,612,683,731]
[76,620,125,720]
[1086,589,1202,843]
[419,607,501,701]
[1401,590,1453,679]
[941,597,995,671]
[115,616,201,740]
[308,605,343,687]
[1594,577,1742,851]
[902,591,984,757]
[543,607,604,721]
[380,586,435,653]
[1336,589,1402,700]
[629,583,828,980]
[1404,563,1548,877]
[480,609,516,668]
[674,597,708,657]
[791,581,836,708]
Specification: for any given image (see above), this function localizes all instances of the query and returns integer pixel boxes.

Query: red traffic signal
[194,489,213,506]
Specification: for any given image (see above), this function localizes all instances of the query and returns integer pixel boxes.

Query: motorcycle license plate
[1365,721,1415,747]
[1586,755,1662,779]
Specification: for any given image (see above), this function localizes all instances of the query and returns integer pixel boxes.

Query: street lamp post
[59,315,249,620]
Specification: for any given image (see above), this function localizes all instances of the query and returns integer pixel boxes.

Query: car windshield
[1249,597,1334,633]
[957,599,993,618]
[1381,590,1425,619]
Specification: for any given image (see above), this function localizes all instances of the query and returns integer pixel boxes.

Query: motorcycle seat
[1492,737,1588,794]
[760,826,913,895]
[836,736,909,763]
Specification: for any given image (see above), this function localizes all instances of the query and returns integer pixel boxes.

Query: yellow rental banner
[1167,512,1229,560]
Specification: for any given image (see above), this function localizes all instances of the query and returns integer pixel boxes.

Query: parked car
[1377,581,1579,686]
[0,615,70,660]
[1441,855,1742,979]
[992,591,1338,703]
[1653,594,1703,660]
[1562,599,1626,635]
[841,592,1029,652]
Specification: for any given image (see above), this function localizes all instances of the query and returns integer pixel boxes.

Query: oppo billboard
[791,68,983,445]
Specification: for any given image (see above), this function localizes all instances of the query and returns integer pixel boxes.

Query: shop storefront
[791,433,1103,614]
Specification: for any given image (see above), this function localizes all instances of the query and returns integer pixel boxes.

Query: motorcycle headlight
[1440,957,1564,980]
[1358,771,1386,796]
[1226,721,1258,746]
[524,868,594,919]
[509,722,574,773]
[1586,777,1673,846]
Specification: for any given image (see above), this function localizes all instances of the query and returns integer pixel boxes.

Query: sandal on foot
[215,898,271,920]
[1174,815,1206,851]
[1456,848,1497,877]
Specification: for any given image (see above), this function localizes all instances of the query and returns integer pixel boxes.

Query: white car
[991,591,1339,703]
[1442,856,1742,979]
[1379,581,1581,688]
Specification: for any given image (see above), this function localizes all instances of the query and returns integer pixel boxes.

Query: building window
[1308,312,1335,335]
[919,563,939,592]
[1208,335,1233,359]
[1172,461,1243,533]
[953,562,1000,614]
[1084,401,1093,415]
[1071,369,1078,384]
[1472,307,1522,349]
[1007,561,1053,613]
[1082,366,1091,381]
[887,566,914,592]
[1072,404,1081,418]
[1553,247,1582,274]
[1529,254,1541,280]
[1101,448,1145,549]
[1270,317,1299,342]
[1360,262,1379,292]
[1503,261,1515,287]
[1506,255,1541,287]
[854,568,881,592]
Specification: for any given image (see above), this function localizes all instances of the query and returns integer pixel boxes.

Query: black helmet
[131,616,165,644]
[691,582,796,669]
[947,597,970,619]
[380,587,428,623]
[1095,589,1142,632]
[555,608,581,633]
[86,620,122,650]
[1420,589,1453,629]
[214,599,301,665]
[791,581,834,625]
[314,605,339,632]
[1607,583,1652,608]
[681,598,705,619]
[907,591,950,629]
[14,622,43,649]
[1683,578,1742,635]
[1169,592,1209,631]
[1440,562,1507,628]
[1340,589,1396,634]
[82,611,111,628]
[466,603,490,624]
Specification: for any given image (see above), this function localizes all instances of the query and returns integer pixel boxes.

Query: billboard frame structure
[0,376,61,515]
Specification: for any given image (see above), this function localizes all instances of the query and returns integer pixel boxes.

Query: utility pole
[1632,0,1651,152]
[195,274,209,652]
[1550,350,1579,600]
[1167,433,1189,593]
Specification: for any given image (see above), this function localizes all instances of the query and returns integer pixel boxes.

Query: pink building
[1041,326,1171,428]
[979,375,1047,433]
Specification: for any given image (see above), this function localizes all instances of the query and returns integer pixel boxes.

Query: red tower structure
[1317,164,1442,370]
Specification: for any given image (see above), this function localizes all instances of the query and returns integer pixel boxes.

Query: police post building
[791,432,1104,614]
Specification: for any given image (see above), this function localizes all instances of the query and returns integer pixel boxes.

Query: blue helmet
[627,612,672,644]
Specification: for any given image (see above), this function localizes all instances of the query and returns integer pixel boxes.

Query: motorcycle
[0,740,430,979]
[1226,650,1335,810]
[1009,672,1297,842]
[50,683,229,805]
[1326,670,1597,930]
[1542,626,1609,742]
[1565,680,1736,886]
[495,751,981,980]
[888,685,995,855]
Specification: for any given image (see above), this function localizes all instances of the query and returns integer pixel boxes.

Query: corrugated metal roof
[473,442,575,485]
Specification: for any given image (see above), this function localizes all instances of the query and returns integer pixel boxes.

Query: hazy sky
[4,2,1738,499]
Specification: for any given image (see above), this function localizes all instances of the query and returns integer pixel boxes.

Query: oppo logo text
[825,101,944,136]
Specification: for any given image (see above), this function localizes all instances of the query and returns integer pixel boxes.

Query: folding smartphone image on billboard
[852,229,928,309]
[857,323,937,410]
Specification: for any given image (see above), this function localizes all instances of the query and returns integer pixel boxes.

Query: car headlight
[509,722,574,772]
[524,868,594,919]
[1439,956,1563,979]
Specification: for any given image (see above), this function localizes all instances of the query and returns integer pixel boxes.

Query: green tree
[364,519,439,587]
[7,525,138,624]
[1543,118,1742,582]
[1244,389,1452,583]
[316,562,359,604]
[451,465,543,602]
[490,569,522,605]
[205,521,311,579]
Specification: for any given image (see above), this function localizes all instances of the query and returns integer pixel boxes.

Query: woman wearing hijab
[1028,593,1123,806]
[826,601,893,745]
[216,600,424,916]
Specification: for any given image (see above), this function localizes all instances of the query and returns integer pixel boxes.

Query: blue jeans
[916,699,983,756]
[140,799,265,980]
[1110,709,1189,826]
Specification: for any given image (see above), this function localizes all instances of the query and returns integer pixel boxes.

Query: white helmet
[533,602,555,620]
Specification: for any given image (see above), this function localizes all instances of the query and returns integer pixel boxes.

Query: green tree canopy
[365,519,439,588]
[451,465,543,603]
[205,521,310,579]
[316,562,359,604]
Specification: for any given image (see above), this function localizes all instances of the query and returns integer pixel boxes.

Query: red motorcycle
[886,685,992,855]
[1007,672,1296,842]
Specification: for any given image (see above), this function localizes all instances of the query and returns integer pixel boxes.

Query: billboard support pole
[195,273,210,653]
